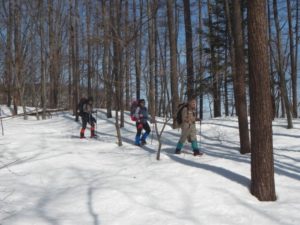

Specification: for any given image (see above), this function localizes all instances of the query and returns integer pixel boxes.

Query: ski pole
[95,110,98,134]
[199,119,202,150]
[0,106,4,136]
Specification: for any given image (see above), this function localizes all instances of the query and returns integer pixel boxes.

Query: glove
[137,123,143,130]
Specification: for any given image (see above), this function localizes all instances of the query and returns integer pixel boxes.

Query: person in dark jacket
[134,99,151,146]
[80,97,97,138]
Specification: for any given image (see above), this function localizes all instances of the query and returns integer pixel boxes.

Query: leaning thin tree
[248,0,276,201]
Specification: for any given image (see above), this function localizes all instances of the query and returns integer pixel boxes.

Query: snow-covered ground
[0,107,299,225]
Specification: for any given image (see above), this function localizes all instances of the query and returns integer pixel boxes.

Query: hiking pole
[199,119,202,150]
[95,110,98,134]
[0,106,4,136]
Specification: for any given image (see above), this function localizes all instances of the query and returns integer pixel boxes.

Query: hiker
[134,99,151,146]
[79,96,97,138]
[175,98,203,156]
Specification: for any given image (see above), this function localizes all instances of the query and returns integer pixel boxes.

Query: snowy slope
[0,108,299,225]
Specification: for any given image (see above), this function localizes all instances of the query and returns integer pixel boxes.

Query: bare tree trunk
[48,0,59,109]
[14,0,27,119]
[39,0,46,119]
[273,0,293,128]
[125,0,130,110]
[86,0,92,97]
[267,0,276,120]
[167,0,179,127]
[287,0,297,118]
[295,0,299,118]
[4,1,13,108]
[231,0,251,154]
[183,0,194,100]
[133,0,143,100]
[248,0,276,201]
[70,0,79,121]
[101,0,112,118]
[224,46,229,117]
[198,0,204,120]
[207,0,221,117]
[147,0,157,118]
[111,0,122,146]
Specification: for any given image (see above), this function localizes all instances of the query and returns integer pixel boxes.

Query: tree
[147,0,157,118]
[231,0,251,154]
[110,0,122,146]
[287,0,297,118]
[183,0,195,100]
[38,0,46,119]
[167,0,179,127]
[248,0,276,201]
[206,0,222,117]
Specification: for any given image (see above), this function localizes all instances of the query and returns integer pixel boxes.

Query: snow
[0,106,299,225]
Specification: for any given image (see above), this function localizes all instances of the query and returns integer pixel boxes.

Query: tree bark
[147,0,157,118]
[183,0,194,100]
[231,0,251,154]
[207,0,221,117]
[287,0,297,118]
[167,0,179,127]
[39,0,46,119]
[248,0,276,201]
[101,0,112,118]
[273,0,293,128]
[4,0,13,108]
[111,0,122,146]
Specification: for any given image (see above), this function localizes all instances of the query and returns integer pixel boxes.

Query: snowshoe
[175,149,181,154]
[193,149,203,156]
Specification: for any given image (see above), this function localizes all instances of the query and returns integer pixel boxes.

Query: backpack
[77,97,87,116]
[130,100,139,121]
[176,103,188,125]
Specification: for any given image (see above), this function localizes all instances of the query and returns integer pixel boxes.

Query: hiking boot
[193,149,203,156]
[175,149,181,154]
[80,129,85,139]
[141,139,147,145]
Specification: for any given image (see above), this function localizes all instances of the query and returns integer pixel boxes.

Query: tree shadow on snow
[164,148,250,189]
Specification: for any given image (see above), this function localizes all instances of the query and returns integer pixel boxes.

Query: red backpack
[130,100,139,121]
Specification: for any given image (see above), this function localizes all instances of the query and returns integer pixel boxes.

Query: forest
[0,0,299,202]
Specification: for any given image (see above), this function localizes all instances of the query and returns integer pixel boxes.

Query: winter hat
[138,99,145,104]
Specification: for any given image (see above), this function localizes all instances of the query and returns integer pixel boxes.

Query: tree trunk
[14,0,27,119]
[295,0,299,118]
[102,0,112,118]
[267,0,276,120]
[207,0,221,117]
[248,0,276,201]
[39,0,46,119]
[183,0,194,100]
[111,0,122,146]
[133,0,143,100]
[5,0,13,108]
[231,0,251,154]
[287,0,297,118]
[273,0,293,128]
[147,0,157,118]
[198,0,204,120]
[86,0,92,98]
[167,0,179,127]
[125,0,130,110]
